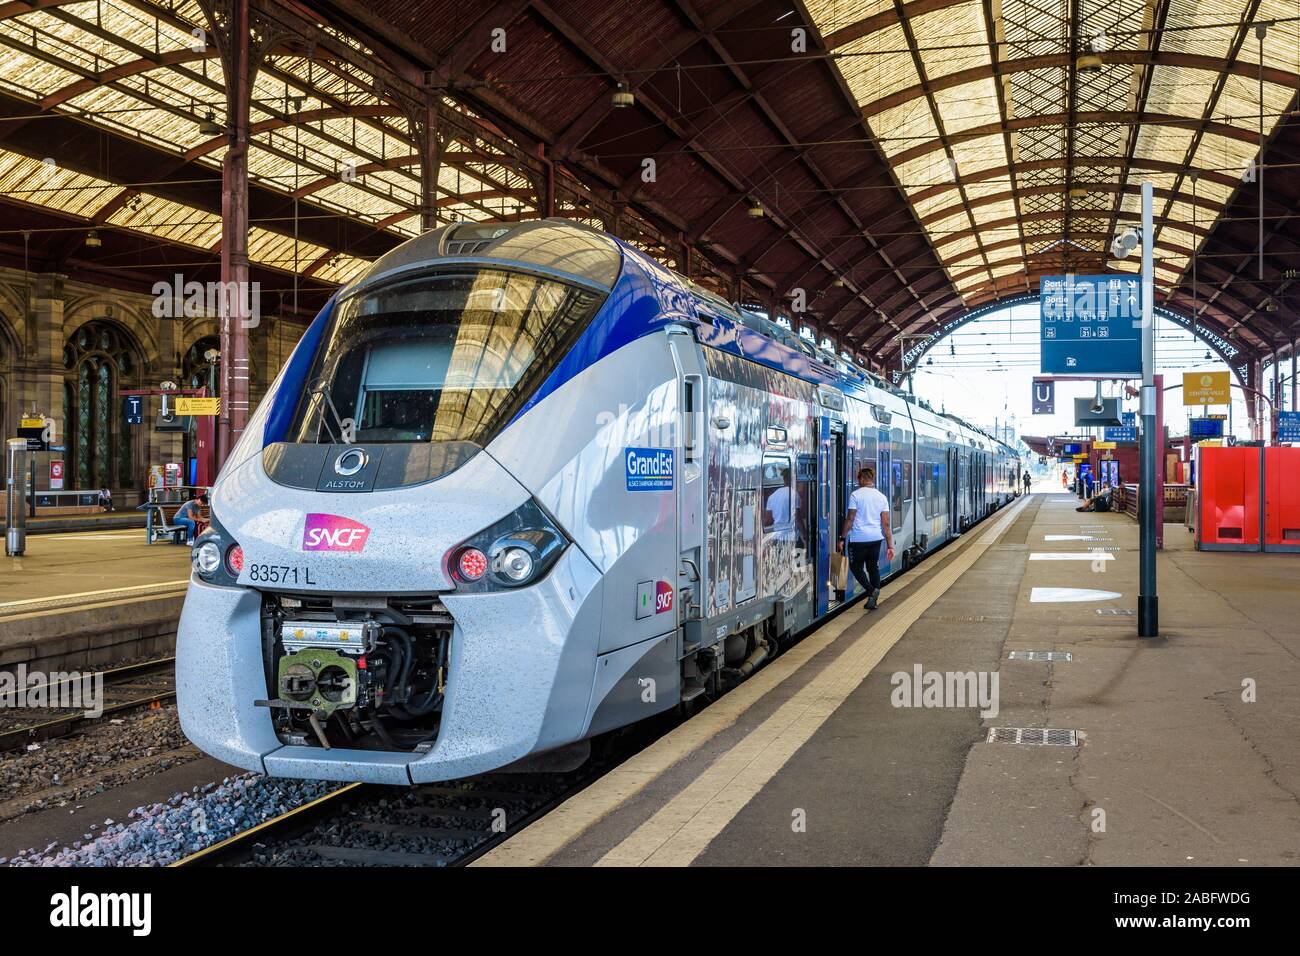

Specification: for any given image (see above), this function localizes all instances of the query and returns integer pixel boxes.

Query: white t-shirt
[846,485,890,543]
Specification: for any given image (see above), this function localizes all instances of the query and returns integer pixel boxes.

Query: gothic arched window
[63,320,138,489]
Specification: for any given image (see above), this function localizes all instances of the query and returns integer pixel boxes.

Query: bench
[141,502,209,544]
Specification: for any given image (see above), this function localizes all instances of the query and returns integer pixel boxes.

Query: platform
[1,530,190,670]
[477,492,1300,867]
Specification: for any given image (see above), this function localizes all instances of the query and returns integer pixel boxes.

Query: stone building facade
[0,267,307,507]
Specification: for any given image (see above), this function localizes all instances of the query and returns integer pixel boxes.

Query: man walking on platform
[838,468,895,611]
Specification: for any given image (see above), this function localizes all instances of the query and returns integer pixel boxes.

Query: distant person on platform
[837,468,894,612]
[1023,469,1032,495]
[175,492,208,546]
[98,487,112,511]
[1083,469,1096,499]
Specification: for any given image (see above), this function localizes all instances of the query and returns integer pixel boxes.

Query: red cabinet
[1264,447,1300,552]
[1197,446,1261,550]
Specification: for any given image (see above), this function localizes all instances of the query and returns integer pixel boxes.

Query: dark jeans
[847,540,882,594]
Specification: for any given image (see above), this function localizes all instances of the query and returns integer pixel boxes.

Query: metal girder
[888,110,1267,169]
[859,49,1300,119]
[40,48,218,109]
[906,156,1241,206]
[919,181,1223,230]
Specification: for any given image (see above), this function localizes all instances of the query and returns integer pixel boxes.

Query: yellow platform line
[0,580,190,614]
[474,498,1027,867]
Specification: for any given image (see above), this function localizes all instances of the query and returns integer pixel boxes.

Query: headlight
[494,546,534,583]
[445,500,568,592]
[193,541,222,575]
[190,511,241,585]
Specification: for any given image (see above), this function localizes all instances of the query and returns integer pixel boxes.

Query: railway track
[0,657,177,752]
[171,771,599,867]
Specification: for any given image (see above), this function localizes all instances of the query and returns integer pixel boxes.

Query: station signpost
[1039,180,1158,637]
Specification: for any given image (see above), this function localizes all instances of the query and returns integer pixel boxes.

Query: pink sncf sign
[302,513,371,553]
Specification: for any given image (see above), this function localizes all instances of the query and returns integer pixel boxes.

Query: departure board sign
[1104,411,1137,443]
[1189,417,1225,439]
[1040,274,1142,376]
[1279,411,1300,444]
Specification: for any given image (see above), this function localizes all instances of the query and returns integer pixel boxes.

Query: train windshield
[290,269,605,445]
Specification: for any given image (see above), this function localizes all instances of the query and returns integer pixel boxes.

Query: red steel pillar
[214,0,252,469]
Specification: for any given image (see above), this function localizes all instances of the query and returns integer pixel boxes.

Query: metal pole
[1139,181,1158,637]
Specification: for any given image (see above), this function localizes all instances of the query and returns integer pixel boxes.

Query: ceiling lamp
[198,110,222,135]
[1204,350,1212,360]
[746,199,764,218]
[832,278,845,288]
[1076,52,1103,72]
[84,230,101,248]
[1068,185,1088,200]
[611,81,634,109]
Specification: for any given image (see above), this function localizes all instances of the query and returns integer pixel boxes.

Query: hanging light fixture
[1068,185,1088,200]
[84,230,101,248]
[199,110,222,135]
[746,199,764,218]
[611,81,634,109]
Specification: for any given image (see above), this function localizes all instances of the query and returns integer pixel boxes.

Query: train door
[668,331,706,644]
[816,416,846,616]
[948,446,960,536]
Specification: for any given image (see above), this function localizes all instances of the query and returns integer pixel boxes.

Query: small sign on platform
[176,397,220,416]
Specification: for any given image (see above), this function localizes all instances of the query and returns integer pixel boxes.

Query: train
[176,218,1021,784]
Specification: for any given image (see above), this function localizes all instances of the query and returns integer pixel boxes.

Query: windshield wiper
[308,378,352,444]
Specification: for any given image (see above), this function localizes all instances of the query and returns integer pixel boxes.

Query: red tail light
[454,547,488,581]
[226,544,244,575]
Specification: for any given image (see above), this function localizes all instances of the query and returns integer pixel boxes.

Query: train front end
[176,220,669,784]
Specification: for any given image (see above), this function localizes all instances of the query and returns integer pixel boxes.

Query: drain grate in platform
[986,727,1078,746]
[935,614,988,624]
[1008,650,1073,662]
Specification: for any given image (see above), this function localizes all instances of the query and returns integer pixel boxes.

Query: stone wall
[0,267,308,502]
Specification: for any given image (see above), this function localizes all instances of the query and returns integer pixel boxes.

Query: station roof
[0,0,1295,366]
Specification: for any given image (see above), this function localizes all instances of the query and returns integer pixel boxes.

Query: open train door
[815,414,847,616]
[948,446,961,535]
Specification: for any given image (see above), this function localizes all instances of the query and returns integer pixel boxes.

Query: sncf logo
[303,513,370,552]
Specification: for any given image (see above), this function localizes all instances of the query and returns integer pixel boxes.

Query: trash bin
[6,437,28,556]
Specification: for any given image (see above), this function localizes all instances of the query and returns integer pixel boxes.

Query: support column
[1273,347,1281,442]
[1246,359,1261,441]
[208,0,253,468]
[414,97,444,233]
[536,144,556,219]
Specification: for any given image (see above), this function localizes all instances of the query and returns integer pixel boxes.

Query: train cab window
[291,269,605,445]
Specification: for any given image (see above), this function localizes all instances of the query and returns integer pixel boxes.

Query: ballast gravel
[1,774,337,867]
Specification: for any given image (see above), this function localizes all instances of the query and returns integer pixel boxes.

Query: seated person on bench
[1075,486,1112,513]
[175,492,208,545]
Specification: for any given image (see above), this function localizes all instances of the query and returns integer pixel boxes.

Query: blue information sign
[123,395,144,426]
[1104,411,1137,443]
[1040,274,1143,376]
[1189,417,1225,439]
[1279,410,1300,444]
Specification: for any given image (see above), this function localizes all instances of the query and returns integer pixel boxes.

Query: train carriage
[177,219,1019,784]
